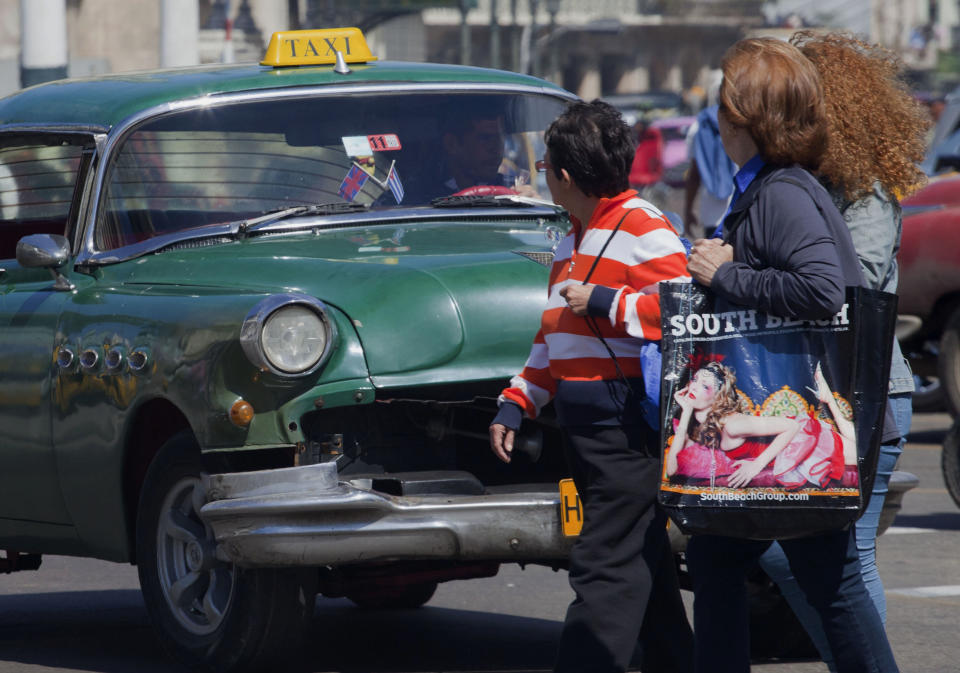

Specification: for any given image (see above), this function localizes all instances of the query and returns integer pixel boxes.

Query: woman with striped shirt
[489,100,692,673]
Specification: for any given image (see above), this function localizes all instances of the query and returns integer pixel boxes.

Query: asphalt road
[1,412,957,673]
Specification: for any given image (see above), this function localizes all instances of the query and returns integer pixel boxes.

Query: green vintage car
[0,28,578,672]
[0,27,918,672]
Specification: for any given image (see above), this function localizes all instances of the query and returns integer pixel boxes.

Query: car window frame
[0,127,103,261]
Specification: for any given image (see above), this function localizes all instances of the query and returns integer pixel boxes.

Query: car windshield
[97,90,568,250]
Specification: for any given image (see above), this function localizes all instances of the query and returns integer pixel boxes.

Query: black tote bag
[657,282,897,540]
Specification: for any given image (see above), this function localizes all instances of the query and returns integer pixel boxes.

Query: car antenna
[333,51,351,75]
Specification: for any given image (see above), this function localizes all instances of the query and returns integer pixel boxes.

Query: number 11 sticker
[368,134,401,151]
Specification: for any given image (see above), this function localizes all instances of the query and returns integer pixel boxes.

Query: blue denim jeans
[758,392,911,671]
[859,392,912,619]
[688,528,899,673]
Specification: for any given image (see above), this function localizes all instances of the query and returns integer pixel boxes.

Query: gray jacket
[833,185,914,395]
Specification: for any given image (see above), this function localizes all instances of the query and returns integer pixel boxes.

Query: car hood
[110,218,563,380]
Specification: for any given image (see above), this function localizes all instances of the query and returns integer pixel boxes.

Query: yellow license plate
[559,478,583,536]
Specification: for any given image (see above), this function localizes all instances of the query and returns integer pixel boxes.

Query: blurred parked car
[897,173,960,416]
[651,115,695,188]
[603,90,688,126]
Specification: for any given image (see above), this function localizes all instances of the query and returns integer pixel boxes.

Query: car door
[0,133,94,528]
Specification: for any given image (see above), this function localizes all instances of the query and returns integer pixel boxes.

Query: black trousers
[554,423,694,673]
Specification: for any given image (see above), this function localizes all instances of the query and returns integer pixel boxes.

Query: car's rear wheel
[912,373,946,413]
[345,580,438,609]
[938,309,960,417]
[747,569,818,661]
[136,432,315,673]
[942,421,960,509]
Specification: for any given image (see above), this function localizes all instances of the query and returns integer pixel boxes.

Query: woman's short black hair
[544,99,634,198]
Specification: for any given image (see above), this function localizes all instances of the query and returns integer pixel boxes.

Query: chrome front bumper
[199,463,574,568]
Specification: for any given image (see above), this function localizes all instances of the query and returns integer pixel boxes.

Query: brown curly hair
[790,31,930,201]
[687,362,748,450]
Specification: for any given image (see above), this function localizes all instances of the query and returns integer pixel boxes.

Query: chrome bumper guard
[200,463,574,568]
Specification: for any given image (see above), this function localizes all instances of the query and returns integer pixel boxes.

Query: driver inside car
[438,113,539,198]
[442,116,507,192]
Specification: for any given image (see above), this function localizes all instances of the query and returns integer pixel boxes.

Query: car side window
[0,139,85,260]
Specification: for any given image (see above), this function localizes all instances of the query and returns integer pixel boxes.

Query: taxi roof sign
[261,28,377,67]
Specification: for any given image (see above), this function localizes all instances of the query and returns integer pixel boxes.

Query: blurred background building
[0,0,956,101]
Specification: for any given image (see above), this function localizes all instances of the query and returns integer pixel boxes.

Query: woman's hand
[560,284,595,316]
[489,423,515,463]
[814,362,833,404]
[687,238,733,286]
[727,459,764,488]
[674,385,694,413]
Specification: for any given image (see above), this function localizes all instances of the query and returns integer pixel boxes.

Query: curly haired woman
[755,31,931,673]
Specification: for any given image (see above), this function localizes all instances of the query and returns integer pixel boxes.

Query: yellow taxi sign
[559,478,583,537]
[261,28,377,67]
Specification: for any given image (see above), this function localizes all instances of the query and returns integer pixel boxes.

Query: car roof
[603,91,683,106]
[651,115,696,128]
[0,60,568,130]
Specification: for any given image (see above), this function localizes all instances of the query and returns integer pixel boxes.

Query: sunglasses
[535,159,552,173]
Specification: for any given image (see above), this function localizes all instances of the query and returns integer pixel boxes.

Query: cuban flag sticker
[386,164,404,204]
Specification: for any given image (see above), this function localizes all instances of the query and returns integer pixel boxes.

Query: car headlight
[240,294,337,376]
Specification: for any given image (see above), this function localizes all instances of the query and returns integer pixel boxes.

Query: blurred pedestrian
[629,117,664,192]
[757,30,930,672]
[924,95,946,147]
[683,36,900,673]
[683,72,736,239]
[489,100,693,673]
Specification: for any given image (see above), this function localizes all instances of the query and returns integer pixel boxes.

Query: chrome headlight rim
[240,293,337,377]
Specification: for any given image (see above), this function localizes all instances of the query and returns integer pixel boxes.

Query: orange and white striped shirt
[499,190,690,422]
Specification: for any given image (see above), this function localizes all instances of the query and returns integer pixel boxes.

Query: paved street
[0,412,956,672]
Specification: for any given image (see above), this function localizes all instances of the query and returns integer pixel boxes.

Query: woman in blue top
[684,37,900,673]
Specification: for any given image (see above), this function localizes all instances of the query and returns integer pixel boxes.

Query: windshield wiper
[239,202,369,233]
[431,194,541,208]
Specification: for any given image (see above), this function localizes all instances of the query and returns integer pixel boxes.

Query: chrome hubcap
[156,475,236,635]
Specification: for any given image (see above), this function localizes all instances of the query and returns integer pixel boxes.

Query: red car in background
[898,173,960,504]
[898,173,960,414]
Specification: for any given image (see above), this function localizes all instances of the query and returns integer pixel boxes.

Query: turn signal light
[229,399,255,427]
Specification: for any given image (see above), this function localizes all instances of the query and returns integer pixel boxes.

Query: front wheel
[942,421,960,509]
[136,432,315,673]
[939,309,960,417]
[911,373,945,413]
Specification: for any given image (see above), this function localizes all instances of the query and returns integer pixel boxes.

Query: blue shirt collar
[734,154,766,196]
[711,154,766,239]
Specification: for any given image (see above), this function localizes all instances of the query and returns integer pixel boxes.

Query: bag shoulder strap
[581,208,633,283]
[580,206,646,400]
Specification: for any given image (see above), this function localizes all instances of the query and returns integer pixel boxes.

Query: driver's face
[450,118,504,183]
